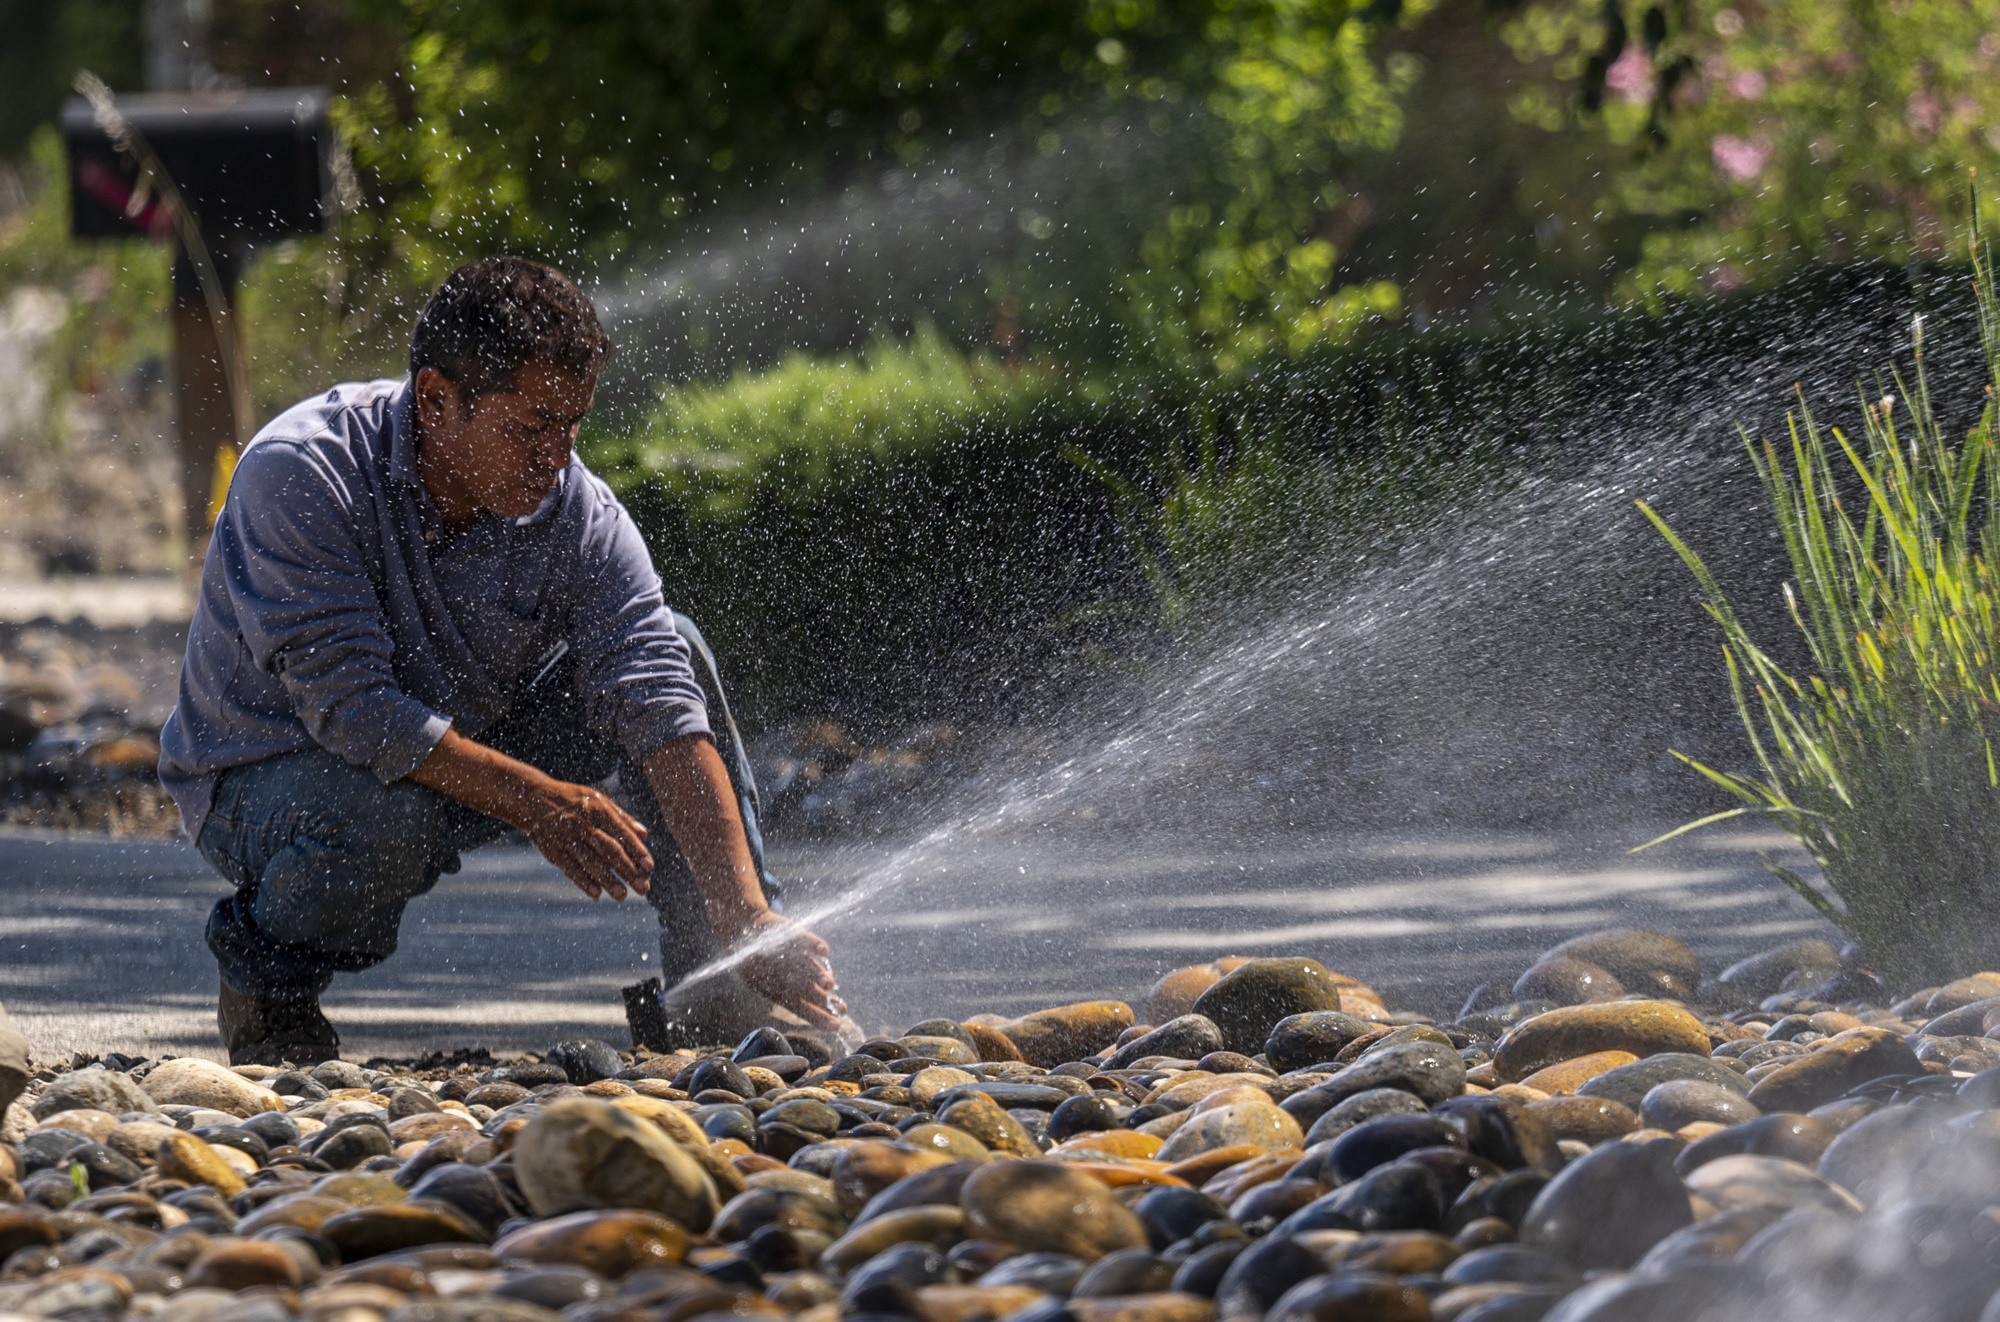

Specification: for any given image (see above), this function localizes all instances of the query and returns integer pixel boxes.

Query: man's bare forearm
[412,728,654,900]
[410,728,559,828]
[642,735,768,942]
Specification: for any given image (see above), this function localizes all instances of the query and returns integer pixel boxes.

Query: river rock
[318,1122,394,1169]
[186,1239,304,1290]
[141,1059,284,1118]
[960,1160,1147,1260]
[321,1199,488,1258]
[155,1132,246,1196]
[1517,1051,1638,1096]
[1266,1271,1431,1322]
[831,1142,956,1217]
[1714,940,1845,1001]
[1155,1100,1303,1162]
[1328,1115,1467,1182]
[1193,959,1353,1054]
[545,1039,623,1085]
[1640,1080,1761,1130]
[939,1091,1042,1158]
[1746,1028,1922,1112]
[1813,1105,1953,1207]
[998,1002,1135,1067]
[491,1208,688,1276]
[1312,1040,1468,1107]
[511,1099,719,1229]
[406,1162,516,1233]
[1433,1095,1564,1173]
[1263,1011,1376,1073]
[32,1069,156,1120]
[961,1024,1026,1064]
[822,1204,966,1273]
[1528,1092,1644,1147]
[1925,973,2000,1014]
[1102,1016,1228,1071]
[1492,1003,1712,1082]
[1069,1293,1218,1322]
[1277,1160,1446,1233]
[1682,1153,1861,1215]
[106,1120,179,1166]
[1519,1138,1691,1270]
[1513,957,1624,1006]
[1299,1087,1432,1143]
[1213,1233,1326,1319]
[1544,929,1702,998]
[1573,1054,1748,1110]
[1674,1113,1836,1174]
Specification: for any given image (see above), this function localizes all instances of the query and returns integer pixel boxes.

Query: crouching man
[159,256,844,1065]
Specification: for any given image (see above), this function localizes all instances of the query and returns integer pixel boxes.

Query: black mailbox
[60,88,334,241]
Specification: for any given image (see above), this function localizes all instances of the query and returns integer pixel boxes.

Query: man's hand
[411,729,654,900]
[643,736,848,1030]
[518,781,654,902]
[734,913,847,1031]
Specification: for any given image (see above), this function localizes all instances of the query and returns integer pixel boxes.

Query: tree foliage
[1503,0,2000,302]
[336,0,1427,369]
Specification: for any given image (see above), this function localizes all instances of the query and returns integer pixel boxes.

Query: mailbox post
[61,88,335,549]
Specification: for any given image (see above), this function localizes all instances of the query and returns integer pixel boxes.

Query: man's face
[416,361,598,520]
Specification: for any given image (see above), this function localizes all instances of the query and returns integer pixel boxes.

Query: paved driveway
[0,822,1833,1062]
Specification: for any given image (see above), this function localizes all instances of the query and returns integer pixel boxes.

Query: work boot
[217,980,340,1066]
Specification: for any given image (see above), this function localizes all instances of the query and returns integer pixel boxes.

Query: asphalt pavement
[0,819,1836,1063]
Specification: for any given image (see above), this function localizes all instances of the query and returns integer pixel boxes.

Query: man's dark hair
[409,256,612,403]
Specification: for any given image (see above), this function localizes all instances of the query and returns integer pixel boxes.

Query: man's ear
[415,366,464,435]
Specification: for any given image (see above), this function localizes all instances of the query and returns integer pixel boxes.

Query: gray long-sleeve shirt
[159,377,712,843]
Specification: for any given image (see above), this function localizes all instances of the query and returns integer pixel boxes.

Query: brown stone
[831,1142,956,1217]
[1517,1051,1640,1096]
[1745,1027,1922,1113]
[961,1024,1027,1064]
[1149,959,1254,1022]
[186,1239,305,1291]
[1191,960,1352,1054]
[961,1161,1147,1261]
[237,1194,354,1236]
[155,1132,246,1197]
[916,1285,1052,1322]
[139,1058,284,1118]
[1545,929,1702,997]
[321,1200,488,1259]
[1068,1292,1218,1322]
[612,1094,747,1200]
[0,1208,58,1260]
[36,1109,119,1143]
[1925,974,2000,1015]
[492,1208,690,1276]
[1492,1002,1712,1082]
[106,1121,180,1166]
[512,1098,719,1230]
[938,1092,1042,1158]
[1154,1101,1303,1163]
[999,1002,1136,1068]
[387,1112,477,1144]
[1513,958,1625,1006]
[1525,1096,1641,1145]
[1322,1230,1462,1277]
[823,1205,967,1272]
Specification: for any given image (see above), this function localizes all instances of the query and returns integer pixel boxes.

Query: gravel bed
[0,928,1997,1321]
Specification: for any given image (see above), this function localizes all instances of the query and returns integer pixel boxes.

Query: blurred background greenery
[6,0,2000,728]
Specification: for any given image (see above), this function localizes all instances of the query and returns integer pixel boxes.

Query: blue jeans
[197,615,779,1001]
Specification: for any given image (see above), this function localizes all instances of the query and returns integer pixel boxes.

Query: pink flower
[1605,45,1654,103]
[1712,134,1770,181]
[1730,69,1766,100]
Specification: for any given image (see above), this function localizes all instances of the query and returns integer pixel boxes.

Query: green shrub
[594,326,1090,517]
[1639,240,2000,986]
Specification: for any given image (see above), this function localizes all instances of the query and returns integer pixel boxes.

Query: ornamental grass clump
[1640,236,2000,987]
